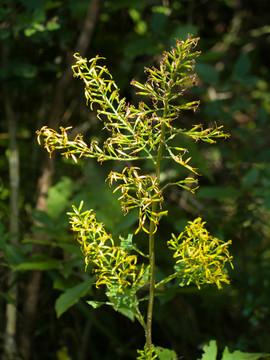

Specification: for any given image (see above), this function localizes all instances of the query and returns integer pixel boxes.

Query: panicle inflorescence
[68,202,149,293]
[168,217,233,289]
[107,167,167,234]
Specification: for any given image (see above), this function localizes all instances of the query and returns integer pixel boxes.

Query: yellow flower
[168,217,233,290]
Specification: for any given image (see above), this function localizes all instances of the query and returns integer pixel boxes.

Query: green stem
[155,271,181,290]
[145,119,167,353]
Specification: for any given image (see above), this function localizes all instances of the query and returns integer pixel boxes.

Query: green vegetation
[1,1,270,359]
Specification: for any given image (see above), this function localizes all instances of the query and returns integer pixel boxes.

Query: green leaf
[197,187,241,200]
[199,51,224,62]
[155,346,178,360]
[43,1,63,10]
[32,7,46,23]
[258,107,268,124]
[222,347,269,360]
[196,63,219,85]
[119,233,134,251]
[22,238,52,246]
[108,0,146,11]
[124,37,158,58]
[113,211,138,234]
[31,210,54,228]
[46,20,61,31]
[198,341,269,360]
[54,277,74,291]
[5,244,27,267]
[170,24,198,46]
[13,63,38,78]
[198,340,218,360]
[55,280,93,318]
[115,306,135,321]
[242,167,260,189]
[68,0,93,19]
[1,291,16,306]
[24,28,38,37]
[106,287,137,322]
[47,176,78,219]
[264,194,270,211]
[14,258,61,270]
[0,29,11,39]
[0,222,5,251]
[23,0,43,10]
[234,53,251,78]
[87,300,105,309]
[151,11,168,36]
[57,243,81,256]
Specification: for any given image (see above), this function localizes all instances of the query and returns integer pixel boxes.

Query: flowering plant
[37,36,232,359]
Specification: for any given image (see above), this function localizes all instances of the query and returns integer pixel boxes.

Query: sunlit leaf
[198,340,218,360]
[87,300,105,309]
[222,347,269,360]
[47,176,78,219]
[155,346,178,360]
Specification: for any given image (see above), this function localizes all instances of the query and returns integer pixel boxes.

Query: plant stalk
[145,121,167,353]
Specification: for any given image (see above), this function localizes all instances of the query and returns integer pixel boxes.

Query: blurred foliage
[198,340,269,360]
[1,0,270,359]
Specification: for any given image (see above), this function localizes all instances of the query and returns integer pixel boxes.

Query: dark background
[1,0,270,359]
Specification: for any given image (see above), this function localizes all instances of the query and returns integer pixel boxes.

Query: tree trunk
[3,87,21,360]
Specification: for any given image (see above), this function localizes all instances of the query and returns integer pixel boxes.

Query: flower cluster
[107,167,167,234]
[68,202,149,293]
[168,217,233,289]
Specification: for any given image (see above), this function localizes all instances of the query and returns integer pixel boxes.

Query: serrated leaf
[106,288,136,322]
[55,280,93,318]
[87,300,105,309]
[199,340,218,360]
[155,346,178,360]
[119,233,134,251]
[222,347,269,360]
[198,341,269,360]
